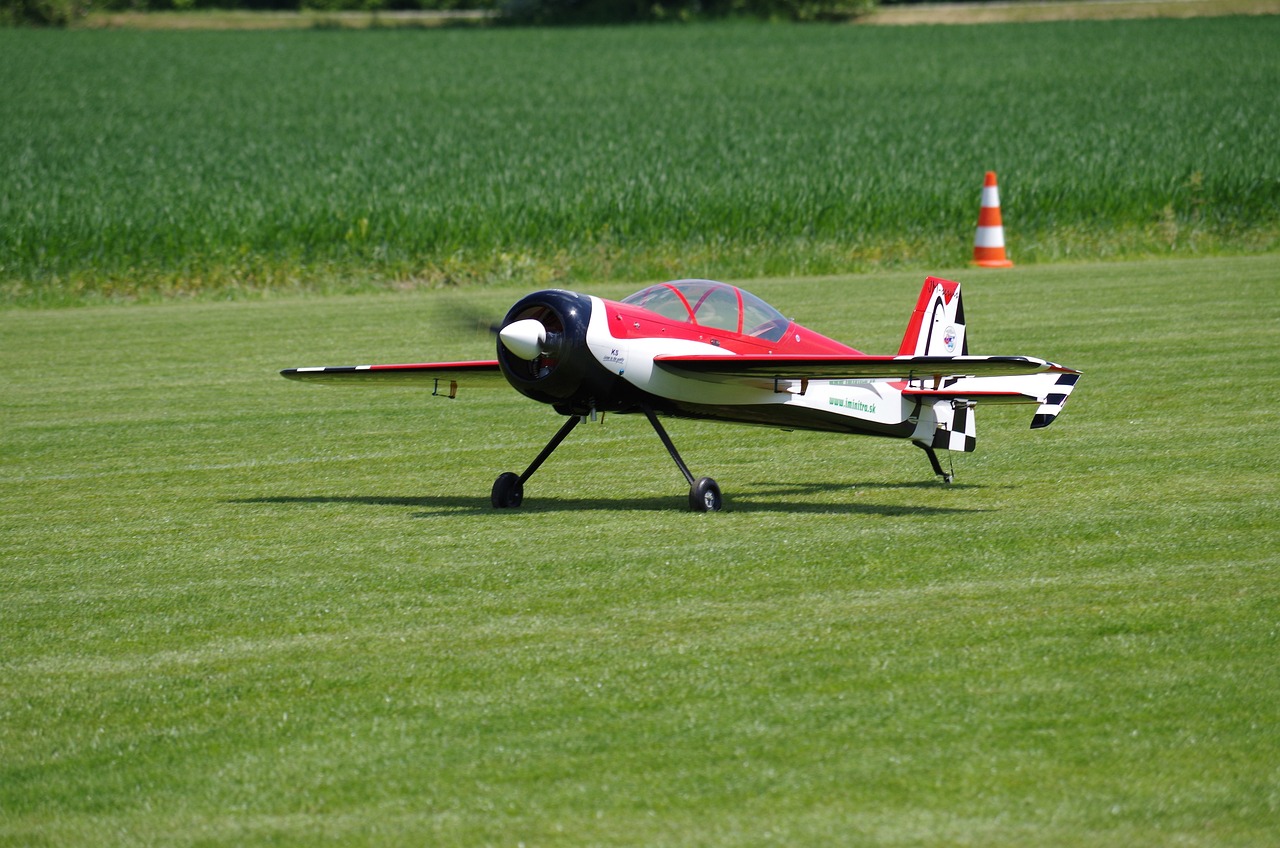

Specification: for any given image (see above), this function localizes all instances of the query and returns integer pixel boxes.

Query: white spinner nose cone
[499,318,548,360]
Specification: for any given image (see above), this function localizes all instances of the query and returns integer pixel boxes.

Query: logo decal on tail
[899,277,967,357]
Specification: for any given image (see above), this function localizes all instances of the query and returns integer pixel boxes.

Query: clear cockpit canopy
[621,279,791,342]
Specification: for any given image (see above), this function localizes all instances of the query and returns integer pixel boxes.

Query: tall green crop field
[2,17,1279,304]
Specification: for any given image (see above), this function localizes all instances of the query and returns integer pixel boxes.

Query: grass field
[3,16,1279,304]
[2,255,1277,845]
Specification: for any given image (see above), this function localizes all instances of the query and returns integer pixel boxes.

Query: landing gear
[490,472,523,508]
[490,407,722,512]
[916,443,954,484]
[689,477,722,512]
[491,415,580,509]
[642,406,722,512]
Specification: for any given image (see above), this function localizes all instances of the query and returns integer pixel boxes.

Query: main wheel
[491,472,524,508]
[688,476,722,512]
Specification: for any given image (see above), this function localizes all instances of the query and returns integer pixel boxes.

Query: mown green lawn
[2,256,1276,845]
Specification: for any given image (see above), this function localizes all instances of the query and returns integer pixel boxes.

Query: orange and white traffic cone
[973,171,1013,268]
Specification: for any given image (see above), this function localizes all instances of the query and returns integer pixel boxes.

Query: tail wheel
[491,472,523,508]
[689,477,722,512]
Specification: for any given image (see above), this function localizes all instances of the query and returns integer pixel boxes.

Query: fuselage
[496,282,921,440]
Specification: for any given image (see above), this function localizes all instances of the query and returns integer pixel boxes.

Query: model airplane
[282,277,1080,511]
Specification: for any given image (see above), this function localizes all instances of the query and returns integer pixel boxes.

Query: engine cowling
[496,290,619,416]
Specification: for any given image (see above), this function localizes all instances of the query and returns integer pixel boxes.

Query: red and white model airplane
[282,277,1080,511]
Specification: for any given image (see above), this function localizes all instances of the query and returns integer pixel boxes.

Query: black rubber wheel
[688,476,722,512]
[491,472,524,508]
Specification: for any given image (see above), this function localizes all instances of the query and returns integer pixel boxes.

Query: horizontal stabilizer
[904,370,1082,429]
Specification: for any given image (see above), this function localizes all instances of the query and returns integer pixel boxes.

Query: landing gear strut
[640,406,722,512]
[490,407,722,512]
[491,415,580,508]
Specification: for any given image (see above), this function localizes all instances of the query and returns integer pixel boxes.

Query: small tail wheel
[689,476,722,512]
[491,472,524,508]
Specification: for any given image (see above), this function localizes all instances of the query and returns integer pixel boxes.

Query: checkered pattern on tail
[1030,372,1081,429]
[933,400,976,452]
[912,399,977,453]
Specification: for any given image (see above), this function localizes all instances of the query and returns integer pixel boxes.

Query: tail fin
[912,400,977,453]
[898,276,967,357]
[903,278,974,461]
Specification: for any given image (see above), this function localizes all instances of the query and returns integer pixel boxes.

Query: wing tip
[1030,372,1081,429]
[281,366,353,380]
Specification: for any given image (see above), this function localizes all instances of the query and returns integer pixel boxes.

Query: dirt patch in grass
[76,1,1280,30]
[865,0,1280,26]
[78,8,495,30]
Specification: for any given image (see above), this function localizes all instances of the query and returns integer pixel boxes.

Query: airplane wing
[280,360,506,395]
[652,354,1079,382]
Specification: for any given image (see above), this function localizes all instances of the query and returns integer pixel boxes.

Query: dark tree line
[4,0,907,27]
